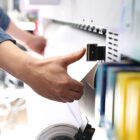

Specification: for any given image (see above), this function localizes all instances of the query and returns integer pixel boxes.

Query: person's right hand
[26,48,86,102]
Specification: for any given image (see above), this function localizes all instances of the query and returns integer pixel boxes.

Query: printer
[23,0,123,140]
[25,23,102,140]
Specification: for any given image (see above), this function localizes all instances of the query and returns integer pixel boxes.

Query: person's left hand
[26,35,47,55]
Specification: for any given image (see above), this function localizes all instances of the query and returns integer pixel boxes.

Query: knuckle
[69,100,74,103]
[63,79,70,86]
[77,96,81,100]
[61,97,69,103]
[67,98,74,103]
[58,90,67,98]
[77,93,83,100]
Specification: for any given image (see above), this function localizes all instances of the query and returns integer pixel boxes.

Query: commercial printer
[22,0,139,140]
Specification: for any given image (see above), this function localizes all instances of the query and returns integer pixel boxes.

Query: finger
[41,92,64,102]
[52,94,68,103]
[49,95,71,103]
[60,96,74,103]
[48,95,64,102]
[62,48,86,66]
[69,78,84,92]
[53,97,65,102]
[66,90,83,100]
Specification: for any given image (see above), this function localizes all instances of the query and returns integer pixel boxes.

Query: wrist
[19,54,38,83]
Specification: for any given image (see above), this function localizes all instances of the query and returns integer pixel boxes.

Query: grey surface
[30,0,60,5]
[36,124,77,140]
[0,0,8,12]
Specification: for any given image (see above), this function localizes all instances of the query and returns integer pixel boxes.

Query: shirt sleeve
[0,28,16,44]
[0,8,10,31]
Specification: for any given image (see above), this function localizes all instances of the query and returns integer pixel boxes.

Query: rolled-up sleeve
[0,8,10,31]
[0,28,16,44]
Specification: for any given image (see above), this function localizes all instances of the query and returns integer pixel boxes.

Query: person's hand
[26,35,47,55]
[0,40,85,103]
[25,48,86,102]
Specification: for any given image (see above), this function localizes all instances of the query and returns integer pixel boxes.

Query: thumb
[62,48,86,66]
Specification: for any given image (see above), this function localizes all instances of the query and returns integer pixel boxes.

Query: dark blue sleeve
[0,28,16,44]
[0,8,10,30]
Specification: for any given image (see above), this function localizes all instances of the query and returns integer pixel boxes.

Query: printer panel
[28,0,122,28]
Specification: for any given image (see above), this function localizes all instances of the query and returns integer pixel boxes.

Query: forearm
[0,40,35,82]
[0,41,85,102]
[5,21,47,55]
[0,8,33,47]
[6,21,33,47]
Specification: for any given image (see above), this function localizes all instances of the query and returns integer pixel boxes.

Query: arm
[6,21,46,55]
[0,8,46,55]
[0,40,85,102]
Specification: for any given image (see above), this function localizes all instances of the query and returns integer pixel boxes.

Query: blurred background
[0,0,140,140]
[0,0,36,139]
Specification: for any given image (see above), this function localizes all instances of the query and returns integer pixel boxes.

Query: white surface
[20,0,123,28]
[15,21,36,31]
[37,0,122,29]
[44,23,105,81]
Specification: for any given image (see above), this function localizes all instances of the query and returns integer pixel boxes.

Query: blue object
[0,8,10,30]
[0,28,16,43]
[96,63,120,127]
[96,63,140,127]
[105,66,140,139]
[0,8,15,43]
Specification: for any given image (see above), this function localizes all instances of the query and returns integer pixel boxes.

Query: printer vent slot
[106,30,121,62]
